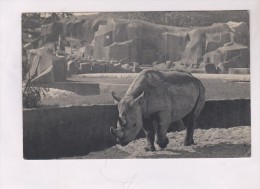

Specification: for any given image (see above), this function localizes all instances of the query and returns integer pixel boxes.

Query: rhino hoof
[144,145,156,152]
[157,138,169,149]
[184,139,195,146]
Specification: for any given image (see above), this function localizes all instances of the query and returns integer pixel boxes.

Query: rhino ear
[134,92,144,105]
[111,91,121,102]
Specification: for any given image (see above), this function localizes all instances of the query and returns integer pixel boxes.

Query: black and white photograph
[22,11,251,159]
[1,1,260,189]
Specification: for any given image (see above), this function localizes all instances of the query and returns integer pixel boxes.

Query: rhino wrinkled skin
[110,70,205,151]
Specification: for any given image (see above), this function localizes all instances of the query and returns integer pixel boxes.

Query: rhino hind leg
[143,119,156,151]
[182,112,196,146]
[183,82,205,146]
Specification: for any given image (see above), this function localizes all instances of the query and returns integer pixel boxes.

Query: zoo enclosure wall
[23,99,250,159]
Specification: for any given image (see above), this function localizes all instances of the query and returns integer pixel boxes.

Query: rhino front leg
[156,112,170,149]
[143,119,156,151]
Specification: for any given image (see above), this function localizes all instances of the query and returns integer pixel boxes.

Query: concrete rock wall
[23,99,250,159]
[24,105,118,159]
[92,19,249,71]
[28,48,67,84]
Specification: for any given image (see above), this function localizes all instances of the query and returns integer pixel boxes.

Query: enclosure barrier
[23,99,250,159]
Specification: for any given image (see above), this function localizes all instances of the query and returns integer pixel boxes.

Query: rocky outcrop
[91,19,249,73]
[28,47,67,84]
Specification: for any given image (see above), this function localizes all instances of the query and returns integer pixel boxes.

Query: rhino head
[110,91,144,146]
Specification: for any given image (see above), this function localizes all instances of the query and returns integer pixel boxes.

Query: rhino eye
[133,123,136,127]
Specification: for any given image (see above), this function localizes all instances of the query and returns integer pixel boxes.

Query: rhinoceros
[110,70,205,151]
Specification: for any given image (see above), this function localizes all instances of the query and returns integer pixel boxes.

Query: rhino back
[125,70,180,98]
[142,70,201,120]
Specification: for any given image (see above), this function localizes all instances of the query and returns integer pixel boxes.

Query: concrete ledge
[228,68,250,74]
[23,105,118,159]
[198,99,250,129]
[23,99,250,159]
[77,73,250,82]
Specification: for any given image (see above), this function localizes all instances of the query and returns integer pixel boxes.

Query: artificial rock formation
[91,19,249,73]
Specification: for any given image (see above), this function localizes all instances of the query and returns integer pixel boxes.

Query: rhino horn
[111,91,121,102]
[110,127,124,139]
[133,92,144,105]
[110,127,116,137]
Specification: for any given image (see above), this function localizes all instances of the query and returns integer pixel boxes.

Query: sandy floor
[42,88,77,98]
[73,126,251,159]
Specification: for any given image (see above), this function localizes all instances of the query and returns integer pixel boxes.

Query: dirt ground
[71,126,251,159]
